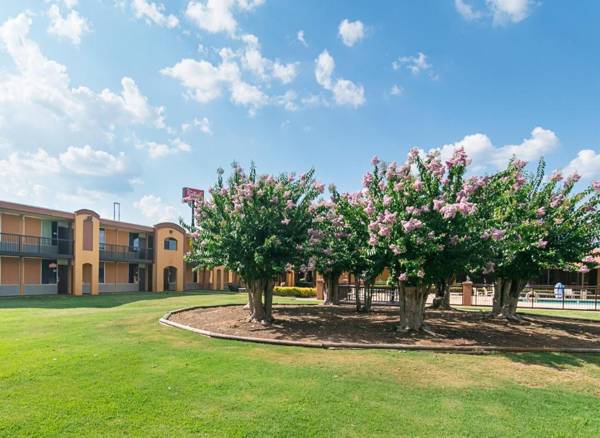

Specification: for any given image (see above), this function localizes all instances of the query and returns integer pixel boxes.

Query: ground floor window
[99,262,105,284]
[129,263,138,283]
[41,259,57,284]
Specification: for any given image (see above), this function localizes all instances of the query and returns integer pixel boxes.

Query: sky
[0,0,599,226]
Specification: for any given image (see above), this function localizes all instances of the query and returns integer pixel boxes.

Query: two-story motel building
[0,200,237,297]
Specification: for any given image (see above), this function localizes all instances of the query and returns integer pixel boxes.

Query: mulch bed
[167,304,600,350]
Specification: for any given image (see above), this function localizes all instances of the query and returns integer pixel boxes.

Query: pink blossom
[379,226,391,237]
[536,240,548,249]
[390,244,402,255]
[536,207,545,218]
[566,172,581,185]
[413,179,423,191]
[368,235,379,246]
[371,155,380,166]
[580,266,591,274]
[383,194,392,206]
[281,218,290,225]
[190,231,200,239]
[582,255,595,263]
[433,199,444,211]
[550,171,563,182]
[592,181,600,192]
[364,203,375,215]
[313,182,325,193]
[417,269,425,278]
[286,200,295,209]
[401,218,423,233]
[393,182,403,192]
[491,229,506,240]
[398,273,408,282]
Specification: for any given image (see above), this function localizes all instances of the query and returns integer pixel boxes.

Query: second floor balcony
[0,232,74,258]
[99,243,154,262]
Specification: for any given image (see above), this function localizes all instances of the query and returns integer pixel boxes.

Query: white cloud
[59,145,127,176]
[135,138,191,159]
[338,19,364,47]
[455,0,534,25]
[131,0,179,28]
[436,127,559,172]
[488,0,533,25]
[195,117,212,134]
[297,30,307,47]
[63,0,78,8]
[240,34,297,84]
[393,52,434,76]
[134,194,179,223]
[185,0,264,36]
[454,0,483,21]
[47,4,90,45]
[563,149,600,180]
[0,13,166,138]
[314,50,365,108]
[390,84,403,96]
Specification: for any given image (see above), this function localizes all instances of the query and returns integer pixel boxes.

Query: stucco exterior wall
[153,224,185,292]
[73,210,100,296]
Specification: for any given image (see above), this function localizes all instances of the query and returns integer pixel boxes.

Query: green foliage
[273,286,317,297]
[185,163,323,285]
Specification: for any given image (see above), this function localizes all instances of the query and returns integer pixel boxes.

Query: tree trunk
[323,274,332,304]
[397,283,427,332]
[363,281,373,312]
[248,280,266,322]
[430,277,453,309]
[354,279,362,312]
[491,278,525,321]
[330,276,339,305]
[263,279,274,323]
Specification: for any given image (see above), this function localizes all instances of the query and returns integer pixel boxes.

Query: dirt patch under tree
[167,304,600,350]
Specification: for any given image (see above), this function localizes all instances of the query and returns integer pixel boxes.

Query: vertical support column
[19,256,24,296]
[462,281,473,306]
[73,210,100,296]
[316,273,324,300]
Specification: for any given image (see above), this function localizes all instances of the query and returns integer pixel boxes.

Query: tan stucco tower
[153,222,185,292]
[73,209,100,296]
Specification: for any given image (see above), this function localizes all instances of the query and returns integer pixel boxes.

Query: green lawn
[2,292,600,437]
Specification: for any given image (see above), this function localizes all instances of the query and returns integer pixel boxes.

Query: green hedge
[273,286,317,298]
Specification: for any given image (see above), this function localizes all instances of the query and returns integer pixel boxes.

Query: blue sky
[0,0,598,225]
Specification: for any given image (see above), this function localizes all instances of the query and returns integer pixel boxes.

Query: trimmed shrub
[273,286,316,298]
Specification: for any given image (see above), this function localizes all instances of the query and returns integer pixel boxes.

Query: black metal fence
[0,232,73,257]
[337,283,600,311]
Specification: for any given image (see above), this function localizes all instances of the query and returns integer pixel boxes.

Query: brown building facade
[0,200,231,296]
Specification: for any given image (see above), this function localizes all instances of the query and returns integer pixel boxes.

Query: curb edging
[159,305,600,355]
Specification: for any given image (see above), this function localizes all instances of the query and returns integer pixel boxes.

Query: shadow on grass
[504,352,600,369]
[0,290,242,310]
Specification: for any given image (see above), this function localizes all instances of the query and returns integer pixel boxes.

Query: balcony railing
[99,243,153,262]
[0,232,73,258]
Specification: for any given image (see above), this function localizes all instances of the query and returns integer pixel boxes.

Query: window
[99,262,105,284]
[129,264,139,284]
[99,228,105,250]
[42,259,57,284]
[164,238,177,251]
[129,233,139,250]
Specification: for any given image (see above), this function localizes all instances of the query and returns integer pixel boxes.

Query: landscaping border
[159,305,600,354]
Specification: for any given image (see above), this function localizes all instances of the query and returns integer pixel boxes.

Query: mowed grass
[1,292,600,437]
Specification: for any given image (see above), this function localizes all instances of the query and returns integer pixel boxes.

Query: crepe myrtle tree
[185,162,323,323]
[363,148,478,331]
[474,159,600,321]
[306,186,385,308]
[304,188,354,305]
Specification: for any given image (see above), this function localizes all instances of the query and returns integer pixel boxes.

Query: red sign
[182,187,204,204]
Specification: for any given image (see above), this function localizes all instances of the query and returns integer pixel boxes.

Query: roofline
[0,199,154,232]
[0,200,74,220]
[100,218,154,233]
[154,222,186,234]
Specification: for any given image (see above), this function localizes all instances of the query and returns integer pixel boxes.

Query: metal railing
[0,232,73,257]
[338,284,406,305]
[472,283,600,311]
[99,243,153,262]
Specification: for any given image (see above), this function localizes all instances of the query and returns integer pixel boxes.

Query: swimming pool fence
[337,283,600,311]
